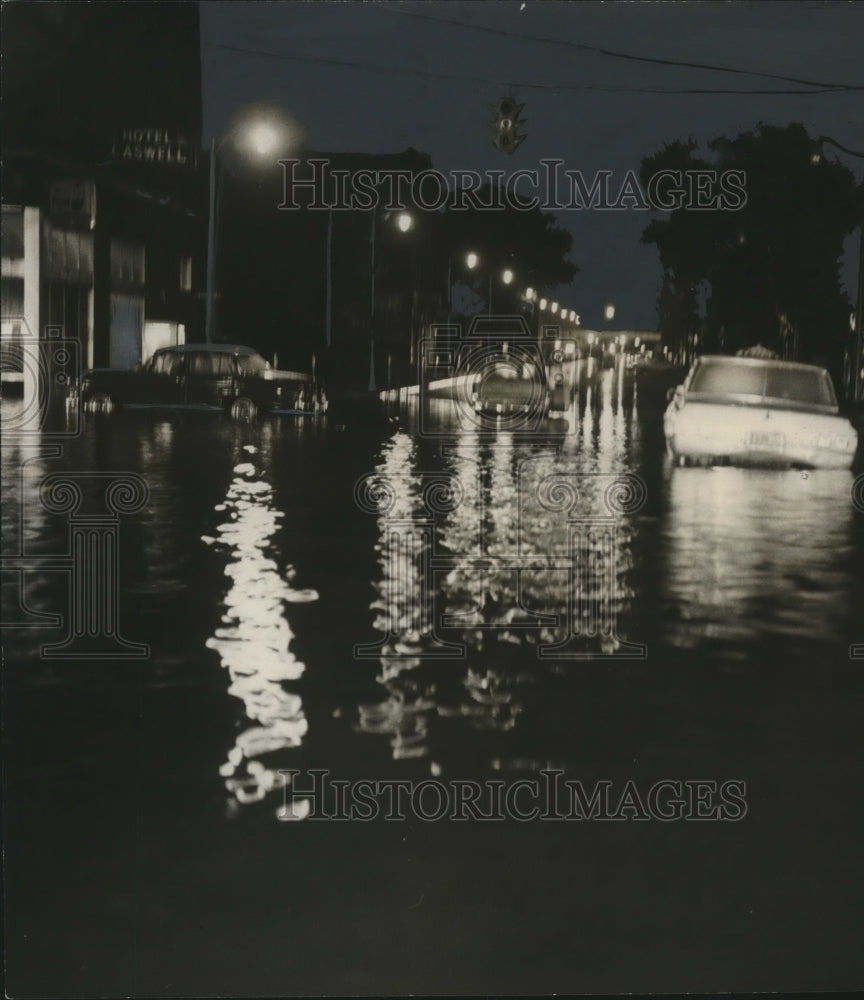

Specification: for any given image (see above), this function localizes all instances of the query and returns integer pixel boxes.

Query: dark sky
[200,1,864,330]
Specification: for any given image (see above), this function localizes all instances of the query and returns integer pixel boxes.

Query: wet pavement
[3,363,864,996]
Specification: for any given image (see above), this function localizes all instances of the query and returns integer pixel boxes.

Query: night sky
[200,1,864,330]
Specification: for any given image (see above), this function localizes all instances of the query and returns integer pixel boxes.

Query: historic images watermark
[278,157,747,213]
[277,769,748,822]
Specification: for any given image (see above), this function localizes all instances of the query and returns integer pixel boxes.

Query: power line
[206,40,851,96]
[376,4,864,92]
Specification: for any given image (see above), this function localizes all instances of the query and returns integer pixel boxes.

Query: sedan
[78,344,314,420]
[664,355,858,469]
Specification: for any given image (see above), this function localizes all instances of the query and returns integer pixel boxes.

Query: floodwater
[3,363,864,996]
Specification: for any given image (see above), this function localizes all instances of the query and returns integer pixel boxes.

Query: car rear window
[689,360,835,407]
[689,361,765,396]
[763,367,835,406]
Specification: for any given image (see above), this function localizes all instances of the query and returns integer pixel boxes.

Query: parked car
[664,355,858,469]
[78,344,314,420]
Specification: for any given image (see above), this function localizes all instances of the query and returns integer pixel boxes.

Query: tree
[640,124,859,374]
[440,183,578,316]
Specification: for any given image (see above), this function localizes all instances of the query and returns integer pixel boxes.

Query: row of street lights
[205,112,617,383]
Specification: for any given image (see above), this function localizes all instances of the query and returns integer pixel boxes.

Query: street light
[539,298,548,310]
[502,269,514,285]
[551,302,559,314]
[247,122,280,157]
[466,252,479,270]
[206,108,298,343]
[525,287,535,300]
[604,304,616,321]
[370,209,416,391]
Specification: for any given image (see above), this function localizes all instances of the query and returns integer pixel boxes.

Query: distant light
[525,287,535,300]
[551,302,559,314]
[635,336,641,347]
[604,304,615,321]
[539,298,548,310]
[396,212,414,233]
[248,122,279,156]
[466,252,479,269]
[502,269,514,285]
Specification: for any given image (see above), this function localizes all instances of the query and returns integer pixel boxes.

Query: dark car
[78,344,312,420]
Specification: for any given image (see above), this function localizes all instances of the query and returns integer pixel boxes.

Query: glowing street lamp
[502,269,514,285]
[247,122,280,156]
[396,212,414,233]
[525,287,535,301]
[539,298,548,310]
[604,303,616,322]
[206,108,298,343]
[551,302,559,314]
[466,252,479,270]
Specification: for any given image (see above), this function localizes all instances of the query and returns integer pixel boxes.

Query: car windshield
[688,359,836,408]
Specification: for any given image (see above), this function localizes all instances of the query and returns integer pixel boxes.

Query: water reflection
[204,446,316,809]
[358,378,645,762]
[663,466,858,654]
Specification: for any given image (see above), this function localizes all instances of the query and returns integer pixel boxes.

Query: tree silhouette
[440,183,578,316]
[641,124,859,375]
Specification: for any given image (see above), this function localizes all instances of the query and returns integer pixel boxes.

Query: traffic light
[491,97,526,154]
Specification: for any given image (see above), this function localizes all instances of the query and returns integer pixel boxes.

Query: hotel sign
[112,128,197,168]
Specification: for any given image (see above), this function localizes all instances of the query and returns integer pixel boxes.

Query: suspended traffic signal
[491,97,526,155]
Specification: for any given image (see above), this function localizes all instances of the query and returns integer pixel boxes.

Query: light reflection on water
[663,465,858,652]
[358,368,646,763]
[2,373,862,793]
[204,445,317,810]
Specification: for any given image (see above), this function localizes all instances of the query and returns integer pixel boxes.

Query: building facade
[2,1,205,384]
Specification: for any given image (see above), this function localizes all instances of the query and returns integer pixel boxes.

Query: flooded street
[4,365,864,996]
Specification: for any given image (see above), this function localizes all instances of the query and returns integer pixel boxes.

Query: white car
[664,355,858,469]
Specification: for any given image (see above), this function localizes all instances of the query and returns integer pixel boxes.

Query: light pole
[369,210,415,392]
[205,112,295,343]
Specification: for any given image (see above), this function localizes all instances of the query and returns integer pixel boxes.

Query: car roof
[697,354,829,376]
[155,343,261,356]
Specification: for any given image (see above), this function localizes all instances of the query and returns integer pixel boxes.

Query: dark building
[2,1,205,375]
